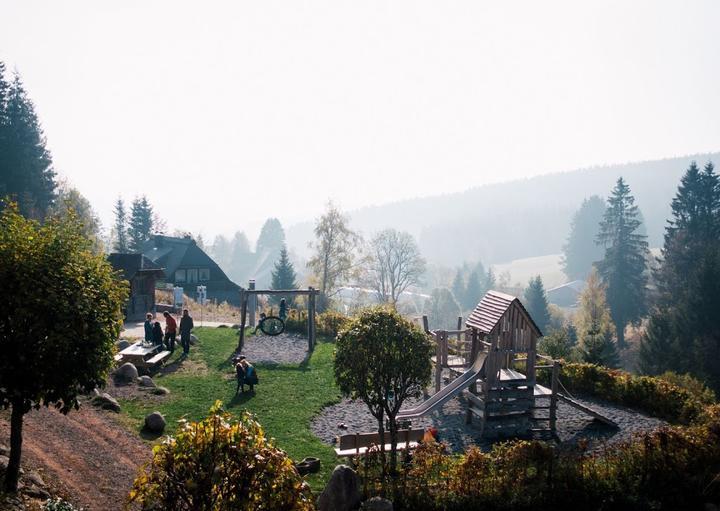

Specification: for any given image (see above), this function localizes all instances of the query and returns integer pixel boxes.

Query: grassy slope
[119,327,341,489]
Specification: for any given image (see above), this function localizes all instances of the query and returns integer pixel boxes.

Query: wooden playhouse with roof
[400,290,616,439]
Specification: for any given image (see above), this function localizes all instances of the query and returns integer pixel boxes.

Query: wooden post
[435,333,442,393]
[248,280,256,327]
[441,330,449,367]
[422,315,430,334]
[456,316,462,342]
[550,361,560,433]
[308,287,316,351]
[238,288,248,352]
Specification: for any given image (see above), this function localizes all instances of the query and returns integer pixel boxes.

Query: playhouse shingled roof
[465,290,543,337]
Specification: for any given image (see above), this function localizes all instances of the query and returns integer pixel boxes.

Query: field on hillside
[118,328,341,489]
[493,253,566,289]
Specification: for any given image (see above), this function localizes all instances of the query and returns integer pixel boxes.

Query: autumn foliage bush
[128,402,313,510]
[359,415,720,511]
[280,309,350,338]
[541,363,708,424]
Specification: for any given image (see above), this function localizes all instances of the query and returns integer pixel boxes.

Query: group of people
[233,355,258,394]
[143,309,194,356]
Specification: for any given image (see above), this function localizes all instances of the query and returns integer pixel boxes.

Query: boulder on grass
[152,386,171,395]
[138,375,156,387]
[317,465,361,511]
[92,393,121,412]
[115,362,138,382]
[362,497,393,511]
[189,334,199,345]
[144,411,166,433]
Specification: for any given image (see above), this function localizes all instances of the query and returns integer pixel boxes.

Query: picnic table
[115,342,171,369]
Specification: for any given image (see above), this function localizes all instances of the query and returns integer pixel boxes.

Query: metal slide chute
[397,352,488,420]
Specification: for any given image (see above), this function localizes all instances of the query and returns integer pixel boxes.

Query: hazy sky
[1,1,719,244]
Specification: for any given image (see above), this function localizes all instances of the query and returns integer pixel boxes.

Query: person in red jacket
[163,311,177,353]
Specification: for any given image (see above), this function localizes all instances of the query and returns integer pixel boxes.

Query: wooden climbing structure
[404,290,617,439]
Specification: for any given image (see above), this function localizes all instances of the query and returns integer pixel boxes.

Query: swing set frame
[237,282,320,352]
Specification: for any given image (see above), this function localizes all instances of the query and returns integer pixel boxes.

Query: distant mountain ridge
[286,152,720,266]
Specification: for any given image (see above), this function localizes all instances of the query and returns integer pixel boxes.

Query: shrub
[549,363,709,424]
[128,401,313,510]
[360,416,720,510]
[43,498,82,511]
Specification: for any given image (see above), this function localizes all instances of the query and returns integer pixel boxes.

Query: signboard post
[196,285,207,326]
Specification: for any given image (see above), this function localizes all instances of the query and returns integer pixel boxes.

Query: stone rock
[190,334,199,345]
[115,362,139,381]
[145,411,166,433]
[316,465,361,511]
[152,386,171,395]
[24,486,50,500]
[0,444,9,456]
[92,388,101,397]
[24,471,45,487]
[0,454,8,471]
[362,497,393,511]
[138,375,156,387]
[92,393,121,412]
[115,339,131,350]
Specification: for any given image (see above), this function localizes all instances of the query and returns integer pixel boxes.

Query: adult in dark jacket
[152,321,164,347]
[179,309,194,355]
[143,313,153,344]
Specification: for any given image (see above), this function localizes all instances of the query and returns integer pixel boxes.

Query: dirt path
[0,401,152,510]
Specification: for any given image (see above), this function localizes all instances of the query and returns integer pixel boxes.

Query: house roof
[465,290,543,337]
[107,253,165,280]
[141,235,239,290]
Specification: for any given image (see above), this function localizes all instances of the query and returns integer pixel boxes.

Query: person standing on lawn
[179,309,194,356]
[144,313,153,344]
[163,311,177,352]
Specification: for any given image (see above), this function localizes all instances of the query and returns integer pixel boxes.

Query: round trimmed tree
[335,307,433,475]
[129,402,314,510]
[0,204,127,492]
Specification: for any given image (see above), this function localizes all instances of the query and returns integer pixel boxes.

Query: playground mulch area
[240,332,310,365]
[311,390,667,454]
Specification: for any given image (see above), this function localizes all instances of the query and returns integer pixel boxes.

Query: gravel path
[240,332,310,365]
[311,389,666,454]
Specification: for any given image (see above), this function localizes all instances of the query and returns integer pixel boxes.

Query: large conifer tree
[113,197,129,252]
[596,178,648,347]
[640,161,720,390]
[451,270,465,307]
[0,66,56,219]
[561,195,606,280]
[270,245,298,305]
[523,276,551,334]
[127,196,154,252]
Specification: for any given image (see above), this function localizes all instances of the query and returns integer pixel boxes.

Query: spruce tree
[270,245,298,305]
[451,270,465,307]
[523,276,551,333]
[596,177,648,347]
[575,270,619,368]
[640,161,720,390]
[561,195,606,280]
[485,268,496,291]
[127,196,154,252]
[463,270,483,310]
[0,69,56,219]
[113,198,129,252]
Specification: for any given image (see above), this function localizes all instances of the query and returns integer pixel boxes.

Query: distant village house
[107,253,165,321]
[141,235,240,305]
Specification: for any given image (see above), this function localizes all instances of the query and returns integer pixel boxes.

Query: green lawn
[119,327,342,488]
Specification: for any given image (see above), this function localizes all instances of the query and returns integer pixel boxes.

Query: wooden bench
[146,350,172,366]
[334,429,425,458]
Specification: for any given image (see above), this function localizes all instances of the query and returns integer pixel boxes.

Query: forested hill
[286,152,720,266]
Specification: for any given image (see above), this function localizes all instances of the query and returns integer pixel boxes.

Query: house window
[175,270,186,282]
[199,268,210,281]
[187,268,198,283]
